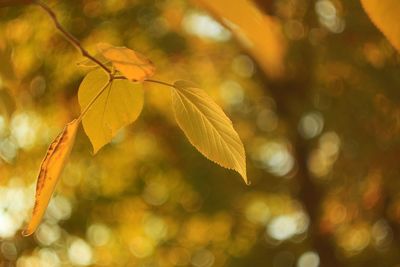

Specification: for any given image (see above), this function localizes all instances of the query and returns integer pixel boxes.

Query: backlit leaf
[78,69,144,153]
[361,0,400,52]
[193,0,286,78]
[171,80,247,183]
[97,42,156,81]
[22,119,79,236]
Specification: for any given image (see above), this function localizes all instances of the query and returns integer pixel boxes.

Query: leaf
[171,80,247,183]
[78,69,144,153]
[22,119,79,236]
[193,0,286,78]
[97,42,156,81]
[361,0,400,52]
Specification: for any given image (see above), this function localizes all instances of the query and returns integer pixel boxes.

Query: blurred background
[1,0,400,266]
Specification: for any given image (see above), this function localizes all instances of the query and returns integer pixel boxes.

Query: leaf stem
[77,81,111,122]
[114,76,175,88]
[34,0,111,74]
[144,79,175,88]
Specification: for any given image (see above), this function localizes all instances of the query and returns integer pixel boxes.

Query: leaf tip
[240,171,250,185]
[21,228,33,237]
[91,145,101,155]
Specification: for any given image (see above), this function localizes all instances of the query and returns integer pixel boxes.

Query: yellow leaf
[193,0,286,78]
[361,0,400,52]
[172,80,247,183]
[22,119,79,236]
[78,69,144,153]
[97,42,156,81]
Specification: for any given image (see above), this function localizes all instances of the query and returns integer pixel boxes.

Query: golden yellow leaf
[361,0,400,52]
[78,69,144,153]
[172,80,247,183]
[193,0,286,78]
[97,42,156,81]
[22,119,79,236]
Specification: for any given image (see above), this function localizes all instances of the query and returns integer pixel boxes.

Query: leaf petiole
[114,75,175,88]
[144,79,175,88]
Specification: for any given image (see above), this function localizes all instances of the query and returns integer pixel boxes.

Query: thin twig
[34,0,111,74]
[113,75,127,80]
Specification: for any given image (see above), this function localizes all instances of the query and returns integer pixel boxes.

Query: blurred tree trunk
[265,75,341,267]
[253,1,342,264]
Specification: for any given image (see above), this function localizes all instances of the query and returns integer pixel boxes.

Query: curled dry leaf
[171,80,248,184]
[361,0,400,53]
[97,42,156,81]
[22,119,79,236]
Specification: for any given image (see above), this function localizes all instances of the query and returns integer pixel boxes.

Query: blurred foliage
[1,0,400,267]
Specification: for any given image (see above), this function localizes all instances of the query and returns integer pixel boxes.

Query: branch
[34,0,111,74]
[7,0,176,106]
